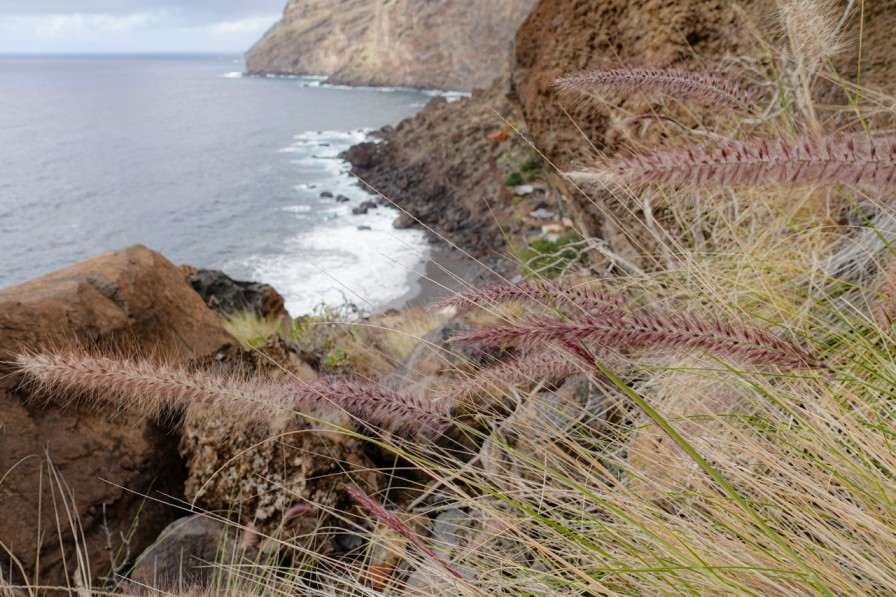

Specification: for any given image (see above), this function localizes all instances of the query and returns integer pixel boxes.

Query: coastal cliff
[245,0,537,91]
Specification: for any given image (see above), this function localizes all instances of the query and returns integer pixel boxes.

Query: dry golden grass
[12,2,896,595]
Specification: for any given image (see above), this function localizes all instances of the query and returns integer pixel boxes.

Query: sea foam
[224,128,428,316]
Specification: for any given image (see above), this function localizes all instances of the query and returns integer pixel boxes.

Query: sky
[0,1,287,54]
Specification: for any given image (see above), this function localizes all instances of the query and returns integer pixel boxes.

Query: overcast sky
[0,1,287,54]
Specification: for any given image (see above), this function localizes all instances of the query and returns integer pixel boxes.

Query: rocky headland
[246,0,537,91]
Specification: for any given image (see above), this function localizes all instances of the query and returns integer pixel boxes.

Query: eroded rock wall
[509,0,896,269]
[246,0,537,91]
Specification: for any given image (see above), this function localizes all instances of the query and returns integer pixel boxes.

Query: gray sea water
[0,54,440,315]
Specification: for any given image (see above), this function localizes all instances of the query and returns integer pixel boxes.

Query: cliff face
[245,0,537,91]
[509,0,896,270]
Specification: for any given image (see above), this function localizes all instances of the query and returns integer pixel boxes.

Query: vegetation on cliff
[7,0,896,595]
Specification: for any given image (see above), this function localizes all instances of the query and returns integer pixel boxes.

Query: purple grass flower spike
[600,133,896,191]
[346,484,464,580]
[15,353,452,437]
[556,67,758,114]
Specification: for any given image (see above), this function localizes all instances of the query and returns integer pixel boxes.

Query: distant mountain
[245,0,537,91]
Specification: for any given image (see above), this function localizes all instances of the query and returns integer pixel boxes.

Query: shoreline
[379,244,503,313]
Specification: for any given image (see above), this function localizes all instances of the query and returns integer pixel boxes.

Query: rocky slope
[509,0,896,269]
[345,80,554,271]
[245,0,537,91]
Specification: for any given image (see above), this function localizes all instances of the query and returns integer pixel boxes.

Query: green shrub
[323,347,352,370]
[518,231,586,279]
[503,171,524,187]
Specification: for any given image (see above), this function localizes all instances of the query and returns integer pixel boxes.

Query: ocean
[0,54,443,315]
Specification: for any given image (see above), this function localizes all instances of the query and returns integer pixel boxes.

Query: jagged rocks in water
[352,200,379,215]
[183,267,290,320]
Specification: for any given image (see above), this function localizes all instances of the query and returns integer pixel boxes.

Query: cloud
[0,1,285,23]
[0,5,283,53]
[209,15,280,36]
[37,12,158,37]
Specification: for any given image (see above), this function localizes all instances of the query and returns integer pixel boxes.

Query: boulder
[0,245,235,589]
[387,316,487,393]
[344,141,378,170]
[392,212,417,229]
[129,515,254,588]
[351,200,379,215]
[183,267,290,321]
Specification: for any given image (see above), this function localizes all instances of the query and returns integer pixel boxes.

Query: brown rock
[0,245,235,589]
[512,0,765,171]
[509,0,896,271]
[245,0,538,91]
[179,413,382,545]
[386,316,486,393]
[392,212,416,230]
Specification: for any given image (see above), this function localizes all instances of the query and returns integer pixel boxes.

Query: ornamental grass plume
[445,282,820,370]
[596,132,896,191]
[431,278,624,316]
[778,0,848,72]
[346,484,464,581]
[443,347,606,405]
[15,352,451,437]
[555,67,758,115]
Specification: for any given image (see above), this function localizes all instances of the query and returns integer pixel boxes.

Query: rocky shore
[344,80,564,276]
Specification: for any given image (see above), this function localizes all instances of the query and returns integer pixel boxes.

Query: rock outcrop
[182,266,291,321]
[0,245,234,589]
[509,0,896,269]
[245,0,537,91]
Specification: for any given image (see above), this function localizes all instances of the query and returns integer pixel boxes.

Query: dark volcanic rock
[345,142,379,169]
[352,200,379,215]
[129,515,254,587]
[184,268,290,320]
[346,81,532,267]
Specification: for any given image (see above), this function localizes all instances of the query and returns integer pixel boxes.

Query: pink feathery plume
[556,67,758,114]
[600,133,896,190]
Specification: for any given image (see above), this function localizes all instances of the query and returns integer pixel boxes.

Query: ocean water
[0,55,438,315]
